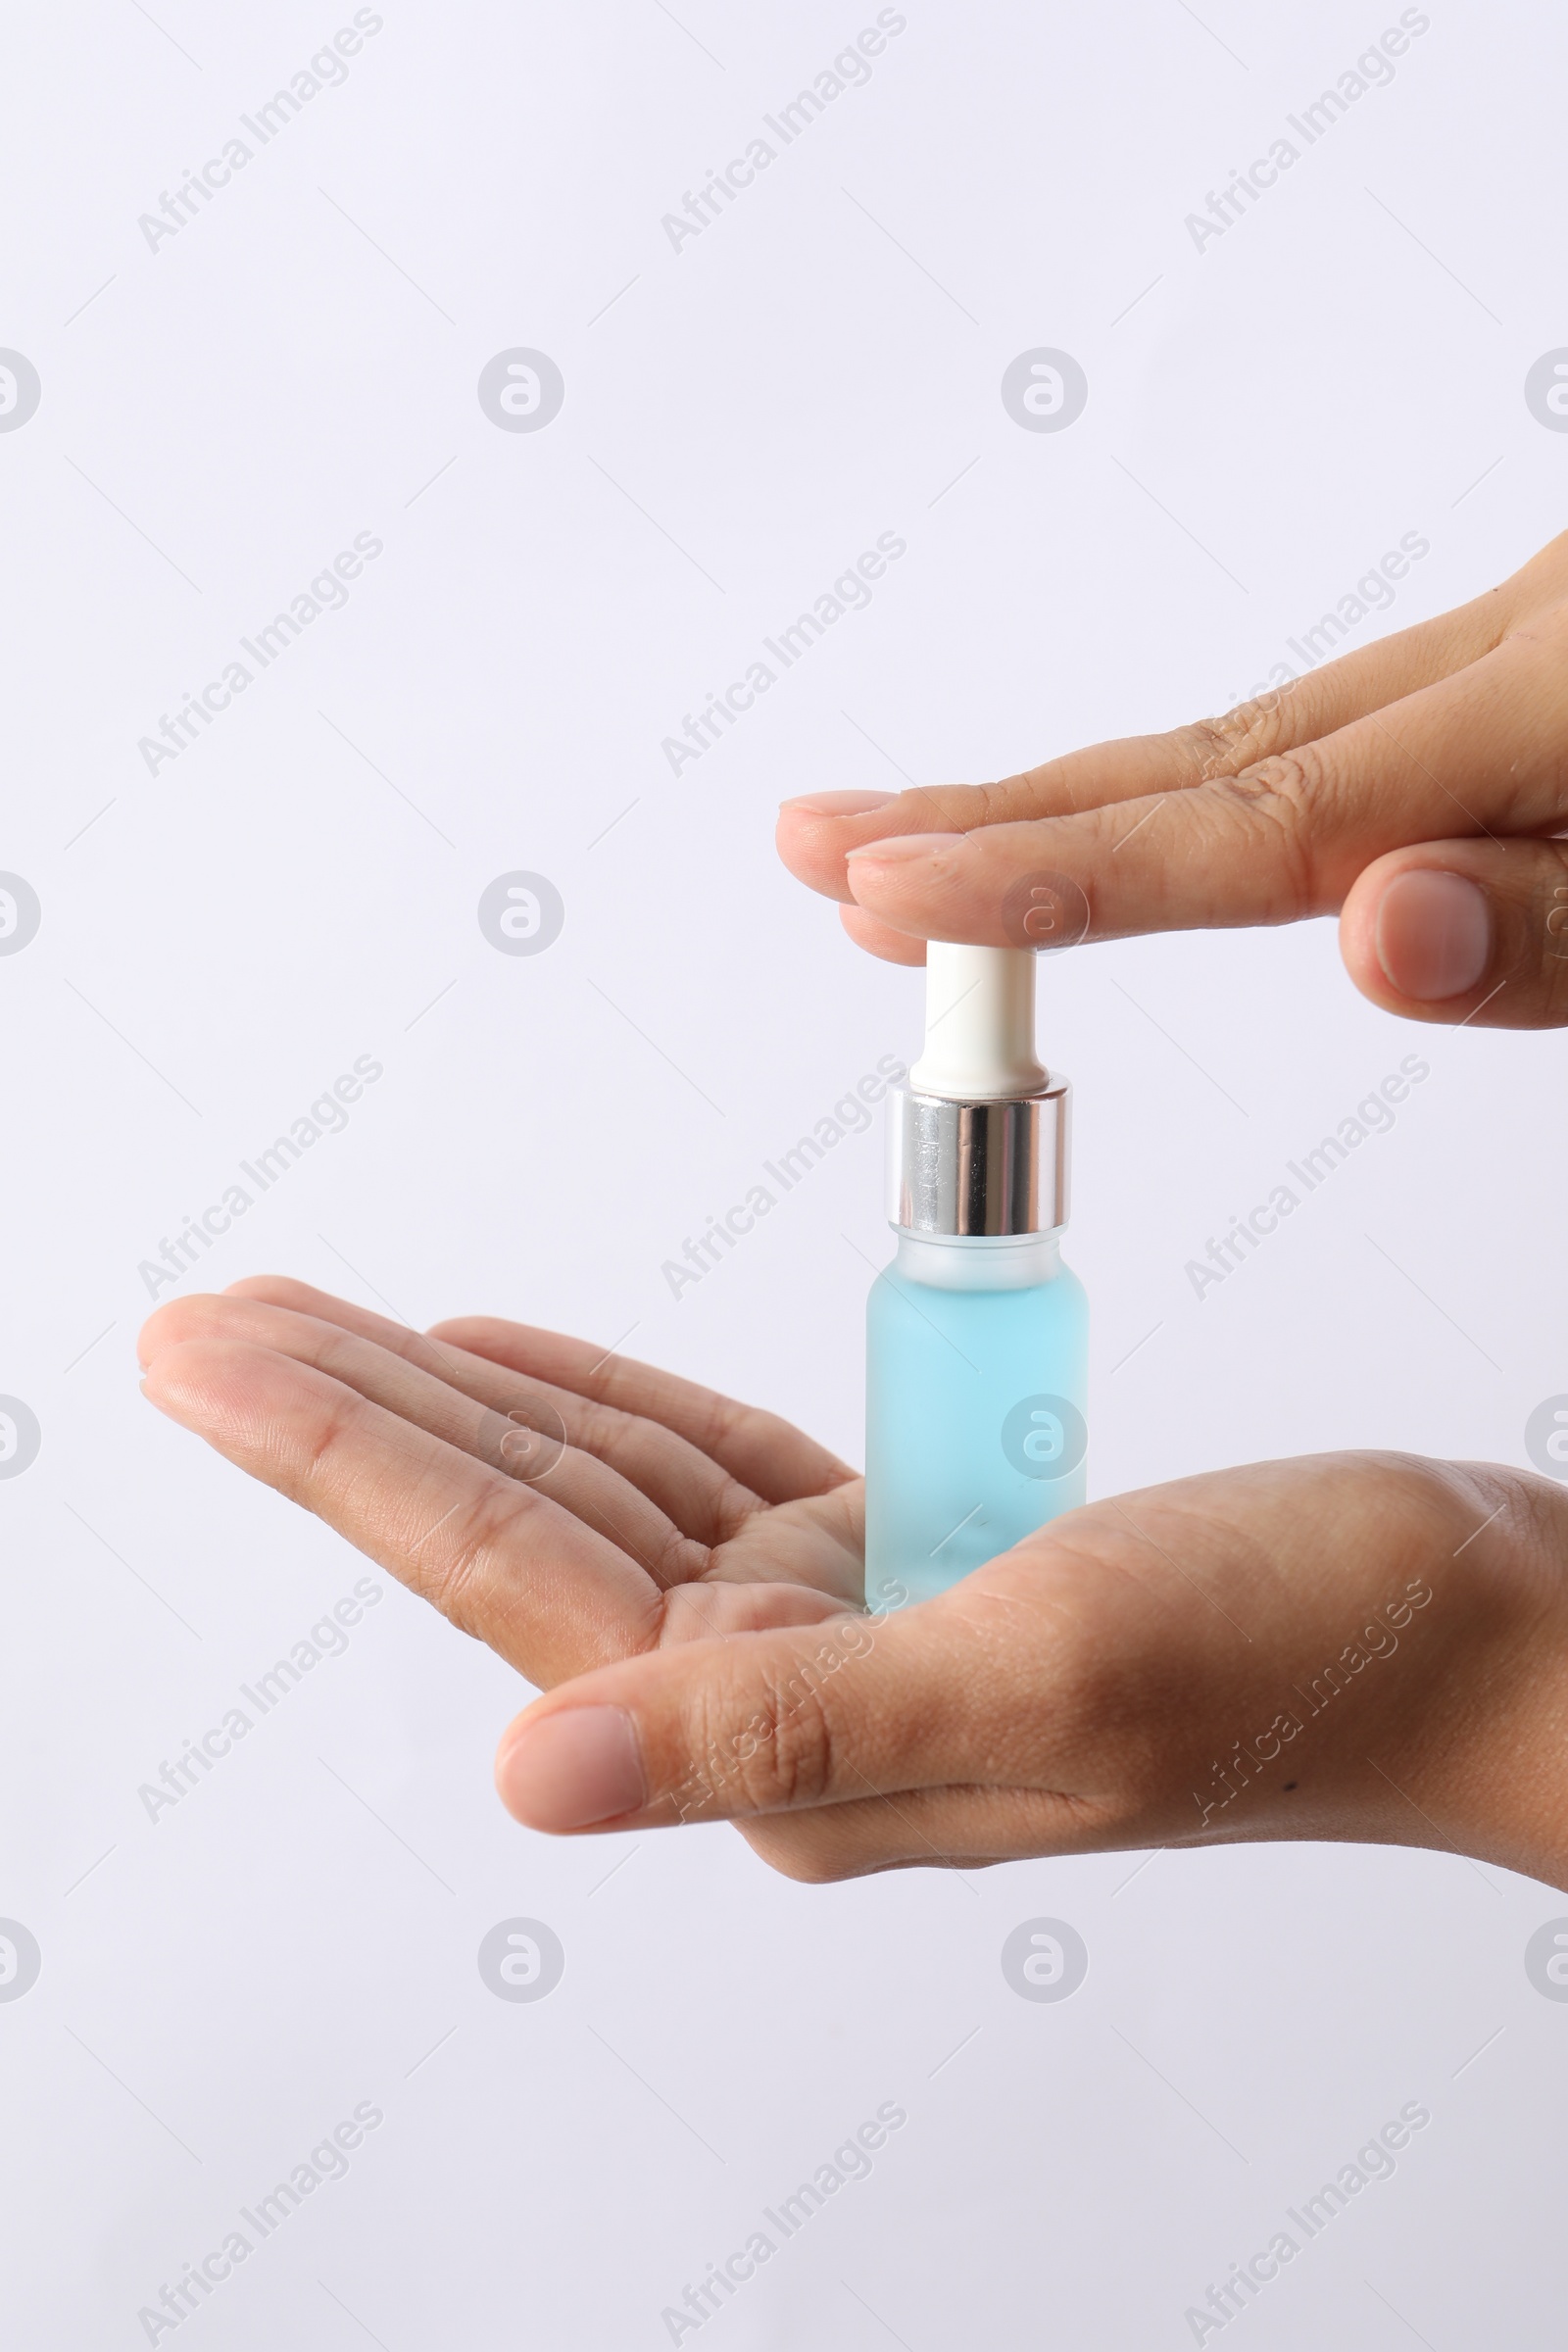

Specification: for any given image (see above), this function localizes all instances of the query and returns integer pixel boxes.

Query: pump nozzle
[907,943,1047,1102]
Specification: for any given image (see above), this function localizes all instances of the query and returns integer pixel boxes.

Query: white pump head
[907,943,1047,1101]
[889,944,1068,1235]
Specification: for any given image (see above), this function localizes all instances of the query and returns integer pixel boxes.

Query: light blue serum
[864,944,1088,1606]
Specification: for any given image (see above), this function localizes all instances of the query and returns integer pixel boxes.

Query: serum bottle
[864,943,1088,1604]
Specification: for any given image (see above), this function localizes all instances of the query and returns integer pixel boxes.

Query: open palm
[139,1278,866,1690]
[138,1276,1565,1888]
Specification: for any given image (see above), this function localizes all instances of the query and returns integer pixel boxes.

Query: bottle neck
[891,1228,1063,1291]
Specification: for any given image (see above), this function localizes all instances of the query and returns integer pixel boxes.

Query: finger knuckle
[564,1394,621,1463]
[1203,748,1325,916]
[765,1682,836,1807]
[964,773,1036,825]
[293,1387,363,1487]
[693,1665,838,1814]
[643,1520,706,1592]
[695,1387,751,1464]
[1180,690,1301,781]
[419,1478,533,1634]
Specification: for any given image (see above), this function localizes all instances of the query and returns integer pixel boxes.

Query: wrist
[1399,1470,1568,1888]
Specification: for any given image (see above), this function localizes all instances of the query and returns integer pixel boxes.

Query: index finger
[842,619,1568,947]
[777,566,1518,906]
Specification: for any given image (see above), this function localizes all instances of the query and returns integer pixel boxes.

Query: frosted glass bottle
[865,1228,1088,1605]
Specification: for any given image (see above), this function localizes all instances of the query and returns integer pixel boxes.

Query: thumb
[1341,840,1568,1028]
[492,1603,992,1833]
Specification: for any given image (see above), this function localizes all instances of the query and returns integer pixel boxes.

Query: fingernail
[845,831,963,866]
[1374,869,1491,1002]
[778,790,895,815]
[496,1706,646,1832]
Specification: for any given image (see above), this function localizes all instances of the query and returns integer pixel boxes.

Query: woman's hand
[138,1282,1568,1890]
[493,1448,1568,1891]
[777,527,1568,1029]
[138,1278,865,1692]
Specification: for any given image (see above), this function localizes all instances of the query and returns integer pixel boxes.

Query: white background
[3,1,1567,2344]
